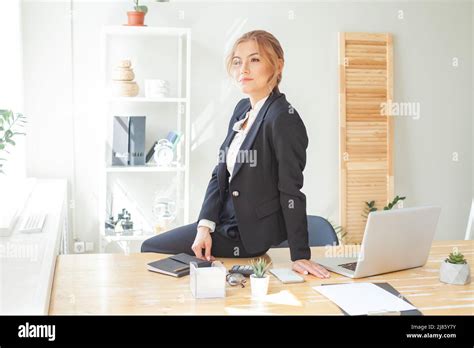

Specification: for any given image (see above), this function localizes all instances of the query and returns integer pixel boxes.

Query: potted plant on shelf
[126,0,169,26]
[249,257,272,298]
[127,0,148,26]
[439,248,471,285]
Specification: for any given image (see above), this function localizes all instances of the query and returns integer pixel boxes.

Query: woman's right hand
[191,226,215,261]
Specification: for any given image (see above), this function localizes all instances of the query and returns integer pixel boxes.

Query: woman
[141,30,330,279]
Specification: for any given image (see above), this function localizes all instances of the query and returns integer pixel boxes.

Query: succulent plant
[133,0,148,14]
[132,0,169,14]
[250,257,271,278]
[446,248,467,265]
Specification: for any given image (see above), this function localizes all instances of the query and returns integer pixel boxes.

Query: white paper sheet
[312,283,416,315]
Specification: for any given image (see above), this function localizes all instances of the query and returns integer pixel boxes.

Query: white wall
[21,0,473,251]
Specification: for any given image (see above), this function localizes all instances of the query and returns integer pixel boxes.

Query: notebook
[321,282,422,316]
[146,253,212,277]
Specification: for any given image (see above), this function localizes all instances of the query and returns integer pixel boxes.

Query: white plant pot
[250,274,270,298]
[439,261,471,285]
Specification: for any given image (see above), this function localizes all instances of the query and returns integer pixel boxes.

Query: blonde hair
[225,30,284,93]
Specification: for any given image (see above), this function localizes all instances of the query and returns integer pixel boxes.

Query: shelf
[100,25,192,253]
[102,26,190,37]
[106,164,186,173]
[108,96,189,103]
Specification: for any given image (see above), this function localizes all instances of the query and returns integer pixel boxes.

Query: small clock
[153,139,174,166]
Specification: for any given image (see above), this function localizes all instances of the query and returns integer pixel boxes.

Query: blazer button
[232,190,240,197]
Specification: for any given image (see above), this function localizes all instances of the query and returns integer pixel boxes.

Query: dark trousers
[141,188,269,258]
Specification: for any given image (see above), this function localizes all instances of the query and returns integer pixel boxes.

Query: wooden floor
[49,240,473,315]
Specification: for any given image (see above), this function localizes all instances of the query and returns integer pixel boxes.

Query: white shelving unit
[99,26,191,253]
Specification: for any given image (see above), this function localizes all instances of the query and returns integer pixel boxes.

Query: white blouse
[198,95,269,233]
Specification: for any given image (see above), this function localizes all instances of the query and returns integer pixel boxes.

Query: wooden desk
[49,240,473,315]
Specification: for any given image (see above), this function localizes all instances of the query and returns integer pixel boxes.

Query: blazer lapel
[217,101,252,190]
[220,104,251,151]
[230,90,282,183]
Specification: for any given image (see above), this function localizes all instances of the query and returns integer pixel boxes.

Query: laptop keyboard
[338,262,358,271]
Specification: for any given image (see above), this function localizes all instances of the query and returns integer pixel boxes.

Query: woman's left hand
[292,259,331,279]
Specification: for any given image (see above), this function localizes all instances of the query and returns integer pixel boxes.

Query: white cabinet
[0,179,68,314]
[99,26,191,253]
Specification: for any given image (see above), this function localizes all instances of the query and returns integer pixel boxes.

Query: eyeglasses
[226,273,247,288]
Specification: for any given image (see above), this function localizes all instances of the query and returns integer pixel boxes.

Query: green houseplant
[439,248,471,285]
[249,257,272,298]
[0,109,27,174]
[362,195,406,218]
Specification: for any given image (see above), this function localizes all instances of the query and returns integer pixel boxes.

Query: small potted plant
[249,257,272,298]
[439,248,471,285]
[127,0,148,26]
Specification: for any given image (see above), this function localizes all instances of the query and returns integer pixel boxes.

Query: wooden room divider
[339,32,394,244]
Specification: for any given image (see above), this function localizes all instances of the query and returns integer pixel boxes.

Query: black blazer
[197,89,310,261]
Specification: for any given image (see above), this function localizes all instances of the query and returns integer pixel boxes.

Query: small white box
[190,261,226,299]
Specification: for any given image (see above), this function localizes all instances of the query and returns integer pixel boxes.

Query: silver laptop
[314,206,441,278]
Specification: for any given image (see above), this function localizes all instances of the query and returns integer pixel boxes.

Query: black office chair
[273,215,339,248]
